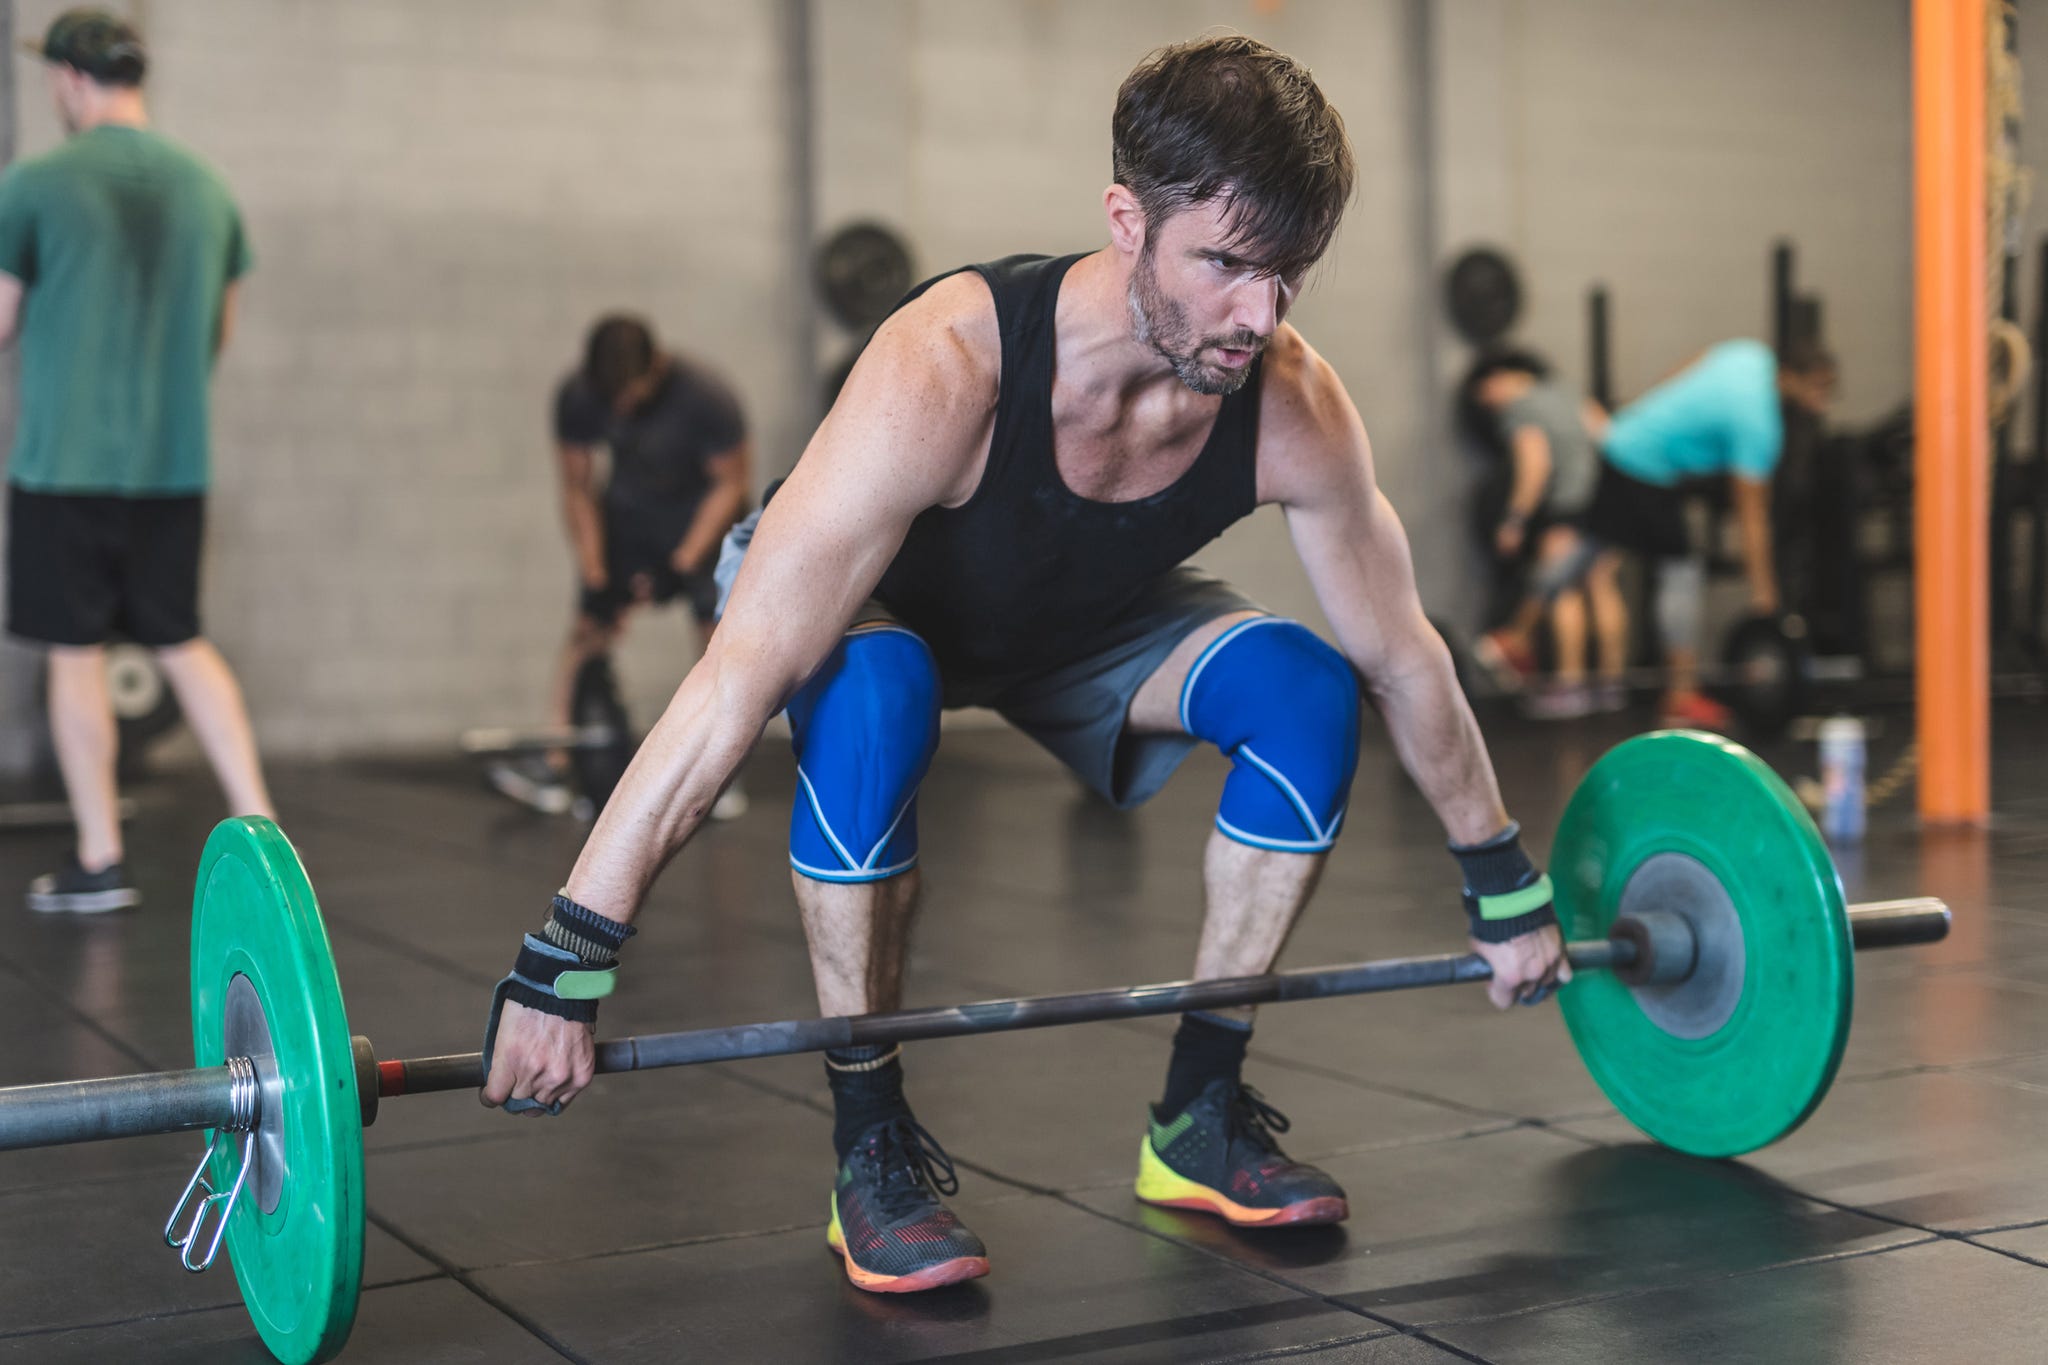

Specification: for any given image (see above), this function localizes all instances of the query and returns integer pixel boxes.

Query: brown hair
[1112,35,1355,280]
[582,315,656,406]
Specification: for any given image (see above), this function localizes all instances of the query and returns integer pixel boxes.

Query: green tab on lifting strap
[1478,874,1553,921]
[553,967,617,1001]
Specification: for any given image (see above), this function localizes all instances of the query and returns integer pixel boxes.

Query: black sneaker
[28,859,141,914]
[1135,1079,1348,1227]
[826,1116,989,1293]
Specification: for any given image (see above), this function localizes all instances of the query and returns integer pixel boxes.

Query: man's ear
[1103,184,1148,258]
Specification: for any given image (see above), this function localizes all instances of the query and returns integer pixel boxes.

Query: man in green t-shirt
[0,9,273,911]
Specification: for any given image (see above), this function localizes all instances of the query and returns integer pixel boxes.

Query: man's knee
[1179,617,1360,853]
[787,625,941,882]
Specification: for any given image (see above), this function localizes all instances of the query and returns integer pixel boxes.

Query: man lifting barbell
[482,35,1571,1294]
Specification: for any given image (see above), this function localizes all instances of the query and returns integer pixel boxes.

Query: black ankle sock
[1159,1011,1252,1118]
[826,1044,910,1160]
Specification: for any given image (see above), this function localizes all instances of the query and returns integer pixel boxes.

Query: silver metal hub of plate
[1617,852,1746,1040]
[223,973,285,1214]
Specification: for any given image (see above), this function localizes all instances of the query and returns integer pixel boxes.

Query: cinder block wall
[3,0,804,759]
[1,0,1927,770]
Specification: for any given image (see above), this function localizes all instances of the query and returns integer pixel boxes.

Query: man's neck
[72,93,149,132]
[1058,249,1188,399]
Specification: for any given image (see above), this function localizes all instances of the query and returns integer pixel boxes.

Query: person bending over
[482,35,1569,1295]
[490,316,753,819]
[0,9,273,911]
[1459,350,1628,719]
[1581,339,1836,730]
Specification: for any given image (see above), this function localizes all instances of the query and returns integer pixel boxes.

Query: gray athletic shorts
[714,509,1261,808]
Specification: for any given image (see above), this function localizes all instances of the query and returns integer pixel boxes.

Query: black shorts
[1583,461,1691,559]
[6,487,205,647]
[578,497,718,626]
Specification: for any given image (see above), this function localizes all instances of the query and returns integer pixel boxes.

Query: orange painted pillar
[1912,0,1990,824]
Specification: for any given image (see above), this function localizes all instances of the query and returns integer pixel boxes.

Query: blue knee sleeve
[1180,618,1361,853]
[786,624,940,883]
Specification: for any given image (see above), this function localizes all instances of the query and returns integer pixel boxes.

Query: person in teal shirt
[1583,338,1837,727]
[0,9,274,911]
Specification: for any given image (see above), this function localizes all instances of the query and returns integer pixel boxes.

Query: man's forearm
[562,655,776,923]
[673,480,748,575]
[1736,487,1776,606]
[1367,633,1511,846]
[563,490,606,586]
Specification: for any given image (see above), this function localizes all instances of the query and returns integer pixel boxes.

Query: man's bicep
[703,442,750,485]
[556,442,599,490]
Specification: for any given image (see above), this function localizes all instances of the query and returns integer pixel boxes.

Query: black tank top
[873,253,1262,682]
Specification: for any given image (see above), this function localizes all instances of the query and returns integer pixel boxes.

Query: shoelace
[1224,1085,1293,1158]
[862,1117,962,1222]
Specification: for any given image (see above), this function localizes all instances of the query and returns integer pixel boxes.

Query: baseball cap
[21,8,147,85]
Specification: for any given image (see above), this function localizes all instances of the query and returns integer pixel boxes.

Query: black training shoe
[27,859,140,914]
[1136,1079,1349,1227]
[826,1116,989,1292]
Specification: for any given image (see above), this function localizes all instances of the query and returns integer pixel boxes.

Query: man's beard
[1126,246,1264,397]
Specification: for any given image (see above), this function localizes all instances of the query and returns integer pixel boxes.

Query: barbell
[0,732,1949,1363]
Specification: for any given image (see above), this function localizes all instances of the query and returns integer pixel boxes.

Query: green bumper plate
[192,818,363,1364]
[1553,731,1853,1157]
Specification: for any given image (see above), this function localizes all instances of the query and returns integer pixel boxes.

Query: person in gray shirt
[1458,351,1627,718]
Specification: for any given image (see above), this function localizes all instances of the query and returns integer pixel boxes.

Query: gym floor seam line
[1027,1184,1498,1365]
[890,1296,1390,1365]
[452,1218,832,1275]
[362,1206,591,1365]
[1205,1327,1486,1365]
[0,946,163,1074]
[0,1277,445,1346]
[321,911,503,990]
[1963,1237,2048,1271]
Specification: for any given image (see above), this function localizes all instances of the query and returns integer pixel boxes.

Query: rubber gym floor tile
[1068,1125,1919,1328]
[1825,963,2048,1078]
[1560,1067,2048,1234]
[1429,1237,2045,1365]
[361,1074,840,1269]
[0,1275,561,1364]
[766,1020,1488,1196]
[1226,1333,1487,1363]
[1964,1218,2048,1264]
[0,1166,434,1336]
[1243,985,1610,1122]
[471,1189,1362,1365]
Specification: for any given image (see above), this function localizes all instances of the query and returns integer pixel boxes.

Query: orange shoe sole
[1138,1190,1349,1227]
[827,1208,990,1293]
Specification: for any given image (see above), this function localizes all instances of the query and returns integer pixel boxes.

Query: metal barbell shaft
[0,1068,242,1152]
[376,895,1953,1099]
[0,896,1951,1150]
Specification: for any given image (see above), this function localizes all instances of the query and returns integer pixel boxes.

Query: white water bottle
[1817,716,1867,844]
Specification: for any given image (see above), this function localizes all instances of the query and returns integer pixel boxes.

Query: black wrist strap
[1450,821,1558,943]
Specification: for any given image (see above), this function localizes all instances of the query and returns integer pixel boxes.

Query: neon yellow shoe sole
[1134,1136,1348,1227]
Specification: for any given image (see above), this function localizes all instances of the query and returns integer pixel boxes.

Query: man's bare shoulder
[1259,326,1351,435]
[1256,325,1369,503]
[862,269,1002,400]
